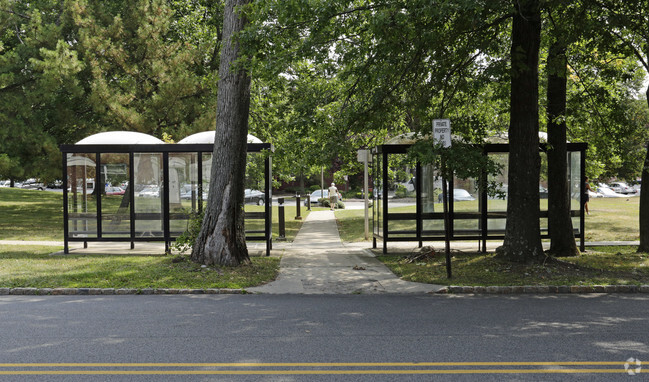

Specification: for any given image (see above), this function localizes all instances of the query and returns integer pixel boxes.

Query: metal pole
[278,198,286,240]
[364,156,369,240]
[442,165,452,279]
[295,195,302,220]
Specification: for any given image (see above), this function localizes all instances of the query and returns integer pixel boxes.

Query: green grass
[0,188,289,289]
[0,245,279,289]
[0,188,64,240]
[585,197,638,241]
[378,246,649,286]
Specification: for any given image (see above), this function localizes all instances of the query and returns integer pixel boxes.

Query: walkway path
[247,210,444,294]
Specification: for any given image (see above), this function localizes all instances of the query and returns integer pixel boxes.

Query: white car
[608,182,634,195]
[438,189,475,202]
[597,184,626,198]
[304,189,342,206]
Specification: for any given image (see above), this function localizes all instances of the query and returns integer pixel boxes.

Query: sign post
[433,119,453,278]
[433,119,452,148]
[357,149,372,240]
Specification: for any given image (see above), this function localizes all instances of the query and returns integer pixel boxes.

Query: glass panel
[169,153,195,236]
[387,219,417,238]
[134,153,163,237]
[201,152,212,203]
[100,153,130,237]
[452,176,479,213]
[373,152,383,237]
[452,218,480,236]
[67,153,97,238]
[387,153,416,212]
[422,218,444,236]
[487,152,508,212]
[245,152,267,206]
[569,151,581,210]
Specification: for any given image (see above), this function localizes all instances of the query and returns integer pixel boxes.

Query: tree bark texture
[546,40,579,257]
[639,84,649,252]
[497,0,544,263]
[191,0,251,266]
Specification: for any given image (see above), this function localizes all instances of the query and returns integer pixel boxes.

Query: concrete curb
[2,285,649,295]
[0,288,245,296]
[438,285,649,294]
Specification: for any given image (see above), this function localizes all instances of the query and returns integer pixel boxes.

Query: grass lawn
[337,197,647,286]
[0,244,279,289]
[0,187,295,289]
[378,246,649,286]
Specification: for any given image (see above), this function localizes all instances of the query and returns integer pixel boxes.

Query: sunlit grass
[0,245,279,289]
[379,246,649,286]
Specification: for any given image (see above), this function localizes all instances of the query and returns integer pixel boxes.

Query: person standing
[584,177,593,215]
[328,182,338,211]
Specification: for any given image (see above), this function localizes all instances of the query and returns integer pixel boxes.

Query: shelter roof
[76,131,165,145]
[178,131,263,144]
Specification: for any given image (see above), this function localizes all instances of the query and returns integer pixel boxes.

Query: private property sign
[433,119,452,148]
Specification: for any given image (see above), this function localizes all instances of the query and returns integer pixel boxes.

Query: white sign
[357,149,372,163]
[433,119,452,148]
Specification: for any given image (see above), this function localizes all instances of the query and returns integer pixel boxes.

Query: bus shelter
[372,142,587,254]
[60,131,273,255]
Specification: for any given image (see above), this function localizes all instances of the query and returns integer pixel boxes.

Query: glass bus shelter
[372,142,587,254]
[60,132,273,255]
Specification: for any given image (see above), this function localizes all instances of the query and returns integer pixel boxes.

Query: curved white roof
[178,131,263,144]
[76,131,165,145]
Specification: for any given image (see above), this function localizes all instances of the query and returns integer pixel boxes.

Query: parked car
[597,184,626,198]
[438,188,475,202]
[244,189,265,205]
[105,186,125,196]
[608,182,634,195]
[0,180,10,187]
[46,180,63,189]
[137,185,160,198]
[304,189,343,206]
[20,179,45,190]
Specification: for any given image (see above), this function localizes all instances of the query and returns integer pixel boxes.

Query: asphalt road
[0,294,647,381]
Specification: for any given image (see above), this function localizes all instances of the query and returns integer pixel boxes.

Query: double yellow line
[0,362,635,375]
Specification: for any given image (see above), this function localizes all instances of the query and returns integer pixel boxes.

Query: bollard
[306,194,311,211]
[295,195,302,220]
[278,198,286,240]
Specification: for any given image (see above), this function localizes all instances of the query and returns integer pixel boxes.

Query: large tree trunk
[496,0,544,263]
[547,40,579,257]
[191,0,251,266]
[639,85,649,252]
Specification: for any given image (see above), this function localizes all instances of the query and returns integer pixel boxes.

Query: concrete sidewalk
[247,210,445,294]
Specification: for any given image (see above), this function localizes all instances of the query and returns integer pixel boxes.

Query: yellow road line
[0,369,633,375]
[0,361,626,367]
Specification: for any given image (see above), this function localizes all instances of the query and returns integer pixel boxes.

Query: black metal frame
[372,142,587,254]
[61,143,273,256]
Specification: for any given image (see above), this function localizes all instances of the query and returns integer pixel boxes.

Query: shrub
[321,199,345,209]
[172,211,203,255]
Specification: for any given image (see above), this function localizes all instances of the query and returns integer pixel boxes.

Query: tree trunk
[639,85,649,252]
[547,40,579,257]
[191,0,252,266]
[496,0,544,263]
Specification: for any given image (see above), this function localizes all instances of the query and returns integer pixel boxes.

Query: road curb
[0,287,245,295]
[438,285,649,294]
[1,285,649,295]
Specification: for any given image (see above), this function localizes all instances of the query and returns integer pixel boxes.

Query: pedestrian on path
[328,182,338,211]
